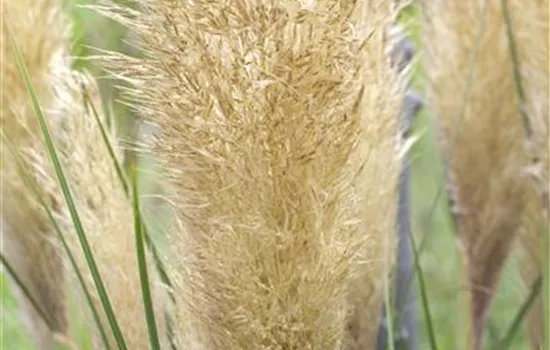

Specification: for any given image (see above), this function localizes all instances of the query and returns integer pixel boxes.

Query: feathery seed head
[1,0,71,346]
[2,1,165,347]
[423,0,549,348]
[98,0,402,348]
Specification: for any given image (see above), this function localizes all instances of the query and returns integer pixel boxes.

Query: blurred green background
[0,1,530,349]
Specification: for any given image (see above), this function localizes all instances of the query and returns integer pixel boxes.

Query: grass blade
[1,133,112,350]
[500,0,533,138]
[81,83,128,195]
[131,168,161,349]
[497,275,542,349]
[5,22,128,350]
[81,82,178,350]
[487,319,501,347]
[383,283,396,350]
[0,254,55,331]
[409,229,438,350]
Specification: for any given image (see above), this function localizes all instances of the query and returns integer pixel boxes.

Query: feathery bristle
[1,0,70,347]
[422,1,548,348]
[97,0,402,348]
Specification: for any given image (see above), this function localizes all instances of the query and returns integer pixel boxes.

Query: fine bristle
[422,1,548,348]
[96,0,402,348]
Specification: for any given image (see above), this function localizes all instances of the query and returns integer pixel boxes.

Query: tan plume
[1,0,165,348]
[422,1,548,349]
[96,0,403,348]
[1,0,70,347]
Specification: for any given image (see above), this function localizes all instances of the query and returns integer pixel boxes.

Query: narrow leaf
[6,22,128,350]
[0,253,55,331]
[500,0,533,138]
[81,83,128,195]
[131,167,161,349]
[81,83,178,350]
[410,231,438,350]
[1,132,112,350]
[498,275,542,349]
[383,283,396,350]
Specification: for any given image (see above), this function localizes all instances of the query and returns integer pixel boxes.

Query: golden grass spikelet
[1,0,70,347]
[422,1,548,348]
[97,0,402,348]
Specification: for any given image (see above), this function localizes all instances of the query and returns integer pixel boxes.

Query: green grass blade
[81,83,178,350]
[131,168,161,349]
[0,254,55,331]
[383,282,396,350]
[498,275,542,349]
[5,23,128,350]
[1,133,112,350]
[409,230,438,350]
[81,84,174,298]
[500,0,533,138]
[144,223,178,350]
[80,83,128,195]
[486,319,501,347]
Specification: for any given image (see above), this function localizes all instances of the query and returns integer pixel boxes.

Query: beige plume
[1,0,70,347]
[2,0,165,348]
[96,0,403,348]
[422,1,548,348]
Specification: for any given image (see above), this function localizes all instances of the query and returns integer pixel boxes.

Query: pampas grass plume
[2,0,164,348]
[97,0,403,348]
[422,0,548,348]
[1,0,70,347]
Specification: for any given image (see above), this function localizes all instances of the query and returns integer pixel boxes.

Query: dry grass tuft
[97,0,403,348]
[2,0,165,348]
[422,1,548,349]
[1,0,70,347]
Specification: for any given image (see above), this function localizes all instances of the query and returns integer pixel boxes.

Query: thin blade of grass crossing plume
[34,68,168,349]
[422,1,546,349]
[2,128,112,350]
[94,0,403,348]
[2,1,166,347]
[520,191,549,350]
[0,0,70,347]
